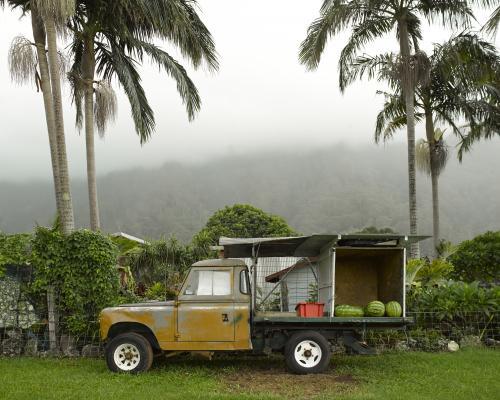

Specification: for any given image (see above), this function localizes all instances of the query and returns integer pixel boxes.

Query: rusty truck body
[100,234,427,374]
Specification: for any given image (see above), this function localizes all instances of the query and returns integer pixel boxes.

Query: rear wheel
[284,331,331,374]
[106,332,153,373]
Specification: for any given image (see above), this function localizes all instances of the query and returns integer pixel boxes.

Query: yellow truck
[100,234,425,374]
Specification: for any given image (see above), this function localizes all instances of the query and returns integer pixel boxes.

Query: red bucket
[295,302,325,317]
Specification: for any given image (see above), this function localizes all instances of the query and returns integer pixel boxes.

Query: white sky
[0,1,497,181]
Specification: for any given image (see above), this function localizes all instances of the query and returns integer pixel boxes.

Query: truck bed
[254,313,413,329]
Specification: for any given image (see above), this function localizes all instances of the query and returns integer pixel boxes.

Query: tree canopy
[193,204,298,246]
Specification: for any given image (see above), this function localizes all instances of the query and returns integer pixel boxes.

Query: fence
[2,310,498,358]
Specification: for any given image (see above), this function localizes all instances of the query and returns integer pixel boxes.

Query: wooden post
[47,286,57,351]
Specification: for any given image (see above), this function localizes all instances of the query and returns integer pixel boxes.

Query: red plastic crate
[295,302,325,317]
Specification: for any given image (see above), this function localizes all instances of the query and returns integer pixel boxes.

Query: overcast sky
[0,1,497,181]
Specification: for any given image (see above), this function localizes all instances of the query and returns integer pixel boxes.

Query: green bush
[30,227,119,336]
[193,204,297,247]
[406,258,454,287]
[448,231,500,283]
[0,232,32,275]
[407,281,500,319]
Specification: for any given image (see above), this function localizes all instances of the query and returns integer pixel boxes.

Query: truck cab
[100,259,253,372]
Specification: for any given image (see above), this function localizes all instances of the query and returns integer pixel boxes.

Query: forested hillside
[1,141,499,252]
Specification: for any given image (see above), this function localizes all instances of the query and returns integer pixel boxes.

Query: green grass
[0,350,498,400]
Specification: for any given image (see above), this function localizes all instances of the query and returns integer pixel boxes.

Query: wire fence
[1,263,499,357]
[1,310,498,358]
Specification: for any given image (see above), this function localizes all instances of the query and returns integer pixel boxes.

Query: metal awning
[219,234,430,258]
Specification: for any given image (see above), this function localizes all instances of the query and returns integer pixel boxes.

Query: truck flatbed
[254,314,413,329]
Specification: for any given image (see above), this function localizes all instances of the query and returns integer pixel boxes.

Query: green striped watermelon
[385,301,402,317]
[334,304,364,317]
[365,300,385,317]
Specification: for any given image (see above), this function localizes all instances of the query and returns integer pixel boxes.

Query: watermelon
[385,301,402,317]
[334,304,364,317]
[365,300,385,317]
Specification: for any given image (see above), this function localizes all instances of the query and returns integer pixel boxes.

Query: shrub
[30,227,119,336]
[0,232,32,275]
[448,231,500,283]
[193,204,297,247]
[407,281,500,319]
[406,258,454,287]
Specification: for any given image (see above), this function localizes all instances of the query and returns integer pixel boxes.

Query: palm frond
[32,0,75,23]
[417,0,474,29]
[299,0,369,70]
[339,17,393,91]
[94,80,117,137]
[484,5,500,36]
[125,39,201,120]
[112,0,218,71]
[415,138,432,175]
[8,36,37,85]
[375,92,406,143]
[96,41,154,143]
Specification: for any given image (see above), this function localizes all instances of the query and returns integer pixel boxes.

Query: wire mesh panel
[253,257,318,312]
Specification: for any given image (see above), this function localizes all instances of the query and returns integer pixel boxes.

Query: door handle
[221,313,229,322]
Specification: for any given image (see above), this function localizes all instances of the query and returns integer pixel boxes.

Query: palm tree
[68,0,218,230]
[4,0,77,352]
[4,0,76,234]
[369,33,500,254]
[35,0,76,234]
[299,0,477,258]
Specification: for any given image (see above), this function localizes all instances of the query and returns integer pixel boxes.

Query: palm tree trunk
[45,16,75,235]
[398,19,419,259]
[31,6,61,215]
[31,6,62,353]
[82,35,100,231]
[424,106,440,256]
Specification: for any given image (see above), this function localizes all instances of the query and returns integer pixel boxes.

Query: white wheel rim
[113,343,141,371]
[294,340,322,368]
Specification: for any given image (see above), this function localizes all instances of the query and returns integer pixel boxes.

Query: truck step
[342,332,377,355]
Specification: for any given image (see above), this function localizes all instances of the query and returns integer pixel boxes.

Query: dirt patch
[220,363,358,399]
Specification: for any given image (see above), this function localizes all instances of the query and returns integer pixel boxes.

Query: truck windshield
[183,270,231,296]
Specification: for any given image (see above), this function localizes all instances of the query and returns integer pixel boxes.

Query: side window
[240,270,250,295]
[183,270,231,296]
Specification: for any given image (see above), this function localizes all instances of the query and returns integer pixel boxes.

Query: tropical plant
[192,204,298,247]
[359,33,500,253]
[5,0,76,233]
[0,232,32,276]
[448,231,500,283]
[30,226,119,336]
[130,237,197,295]
[299,0,478,258]
[67,0,218,230]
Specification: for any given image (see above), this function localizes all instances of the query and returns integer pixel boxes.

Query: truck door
[177,267,235,342]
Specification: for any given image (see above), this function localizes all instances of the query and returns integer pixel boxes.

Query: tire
[106,332,153,373]
[284,331,331,374]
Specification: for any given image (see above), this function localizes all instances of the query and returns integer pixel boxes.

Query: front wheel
[106,332,153,373]
[284,331,331,374]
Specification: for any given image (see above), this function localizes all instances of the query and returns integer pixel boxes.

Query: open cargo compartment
[333,247,405,317]
[220,234,426,321]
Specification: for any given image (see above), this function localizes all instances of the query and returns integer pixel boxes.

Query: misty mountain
[1,141,499,255]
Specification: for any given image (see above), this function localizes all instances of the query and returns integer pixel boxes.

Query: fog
[0,1,496,181]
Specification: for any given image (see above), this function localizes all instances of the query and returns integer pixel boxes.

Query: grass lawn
[0,349,498,400]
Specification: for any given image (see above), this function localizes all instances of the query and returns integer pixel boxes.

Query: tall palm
[34,0,76,234]
[4,0,76,352]
[68,0,218,230]
[299,0,477,258]
[369,33,500,253]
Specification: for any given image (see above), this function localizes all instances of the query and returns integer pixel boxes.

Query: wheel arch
[107,322,161,352]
